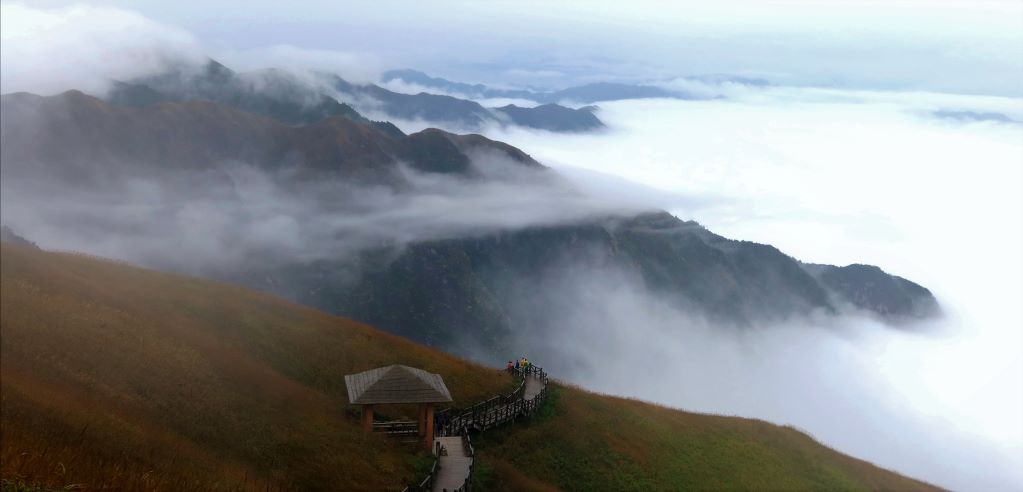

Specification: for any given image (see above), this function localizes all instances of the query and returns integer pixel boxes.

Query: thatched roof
[345,364,453,404]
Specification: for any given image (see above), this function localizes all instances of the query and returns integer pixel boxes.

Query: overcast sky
[5,0,1023,96]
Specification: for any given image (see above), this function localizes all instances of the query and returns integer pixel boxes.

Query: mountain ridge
[1,90,540,185]
[331,73,604,131]
[382,68,771,103]
[106,59,605,132]
[1,90,940,362]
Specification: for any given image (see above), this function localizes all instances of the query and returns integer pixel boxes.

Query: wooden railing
[439,365,548,438]
[403,441,443,492]
[458,427,475,492]
[402,365,549,492]
[373,420,419,436]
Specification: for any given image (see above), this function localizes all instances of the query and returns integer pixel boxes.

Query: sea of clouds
[3,2,1021,489]
[449,88,1023,490]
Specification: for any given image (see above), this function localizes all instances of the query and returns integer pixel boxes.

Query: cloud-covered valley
[448,88,1023,490]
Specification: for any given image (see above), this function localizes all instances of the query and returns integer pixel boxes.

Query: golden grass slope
[0,244,938,490]
[475,385,939,491]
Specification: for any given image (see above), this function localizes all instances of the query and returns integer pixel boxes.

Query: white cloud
[509,259,1023,490]
[0,3,204,95]
[0,4,384,95]
[0,152,652,272]
[215,44,382,84]
[376,79,455,96]
[473,88,1023,490]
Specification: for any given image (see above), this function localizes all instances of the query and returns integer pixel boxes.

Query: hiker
[506,360,514,373]
[514,358,520,370]
[435,411,448,435]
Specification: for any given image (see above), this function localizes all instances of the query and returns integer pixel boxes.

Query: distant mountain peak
[335,72,604,132]
[382,69,774,104]
[106,58,366,125]
[2,90,546,186]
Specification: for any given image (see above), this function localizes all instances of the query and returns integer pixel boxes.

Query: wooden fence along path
[430,436,473,492]
[403,365,550,492]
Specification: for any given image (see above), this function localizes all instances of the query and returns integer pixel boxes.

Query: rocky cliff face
[804,263,940,320]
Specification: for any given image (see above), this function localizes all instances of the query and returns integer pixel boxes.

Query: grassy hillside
[0,244,937,490]
[475,386,936,491]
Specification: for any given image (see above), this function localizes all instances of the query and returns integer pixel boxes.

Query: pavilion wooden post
[344,365,453,445]
[423,403,435,450]
[361,404,374,432]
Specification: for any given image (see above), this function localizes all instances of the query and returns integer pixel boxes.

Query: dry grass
[1,244,509,490]
[1,244,939,490]
[474,384,940,491]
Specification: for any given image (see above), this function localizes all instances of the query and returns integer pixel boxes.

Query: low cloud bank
[0,156,649,273]
[215,44,382,85]
[0,3,204,95]
[460,88,1022,490]
[496,256,1021,490]
[0,4,382,96]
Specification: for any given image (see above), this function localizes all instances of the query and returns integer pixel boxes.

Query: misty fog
[440,89,1021,490]
[3,3,1021,490]
[4,52,1020,492]
[0,155,649,273]
[0,4,204,95]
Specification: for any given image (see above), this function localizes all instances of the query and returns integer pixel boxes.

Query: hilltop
[1,244,938,490]
[107,59,604,132]
[0,90,537,185]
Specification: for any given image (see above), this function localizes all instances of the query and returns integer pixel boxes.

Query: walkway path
[432,436,472,492]
[416,367,549,492]
[522,373,544,400]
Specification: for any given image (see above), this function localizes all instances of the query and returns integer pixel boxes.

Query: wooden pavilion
[344,364,453,449]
